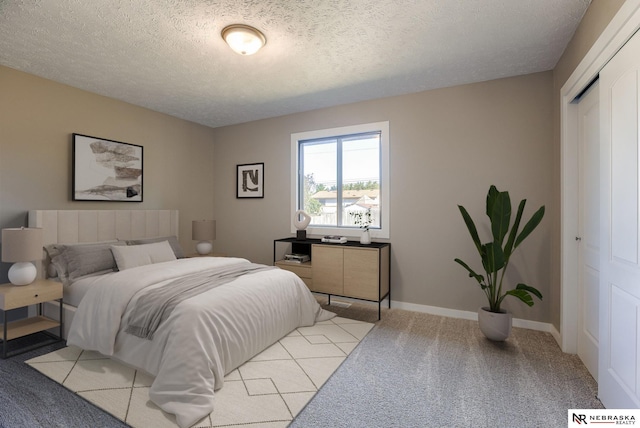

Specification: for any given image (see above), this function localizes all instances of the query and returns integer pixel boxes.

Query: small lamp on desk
[1,227,43,285]
[192,220,216,255]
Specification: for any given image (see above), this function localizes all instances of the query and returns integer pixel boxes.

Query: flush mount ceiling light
[221,24,266,55]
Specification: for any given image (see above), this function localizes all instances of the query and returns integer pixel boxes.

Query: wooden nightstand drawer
[0,280,62,311]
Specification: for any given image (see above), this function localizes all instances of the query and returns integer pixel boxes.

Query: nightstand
[0,279,63,358]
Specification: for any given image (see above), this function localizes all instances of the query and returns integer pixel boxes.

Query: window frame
[290,121,390,239]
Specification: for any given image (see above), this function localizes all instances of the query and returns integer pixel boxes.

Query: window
[291,121,389,239]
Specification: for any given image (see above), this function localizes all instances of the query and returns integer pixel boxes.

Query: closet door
[598,29,640,409]
[577,82,600,381]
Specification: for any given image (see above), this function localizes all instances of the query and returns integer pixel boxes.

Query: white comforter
[67,257,333,428]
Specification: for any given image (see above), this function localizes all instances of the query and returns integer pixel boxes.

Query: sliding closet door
[598,29,640,409]
[577,81,600,381]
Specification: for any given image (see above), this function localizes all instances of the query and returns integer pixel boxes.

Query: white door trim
[560,0,640,353]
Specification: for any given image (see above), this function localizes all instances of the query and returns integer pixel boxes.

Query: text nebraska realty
[573,413,636,425]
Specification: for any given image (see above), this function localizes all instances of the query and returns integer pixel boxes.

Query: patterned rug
[26,316,373,428]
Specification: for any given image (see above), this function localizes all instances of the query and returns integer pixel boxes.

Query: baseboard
[548,324,562,348]
[391,300,477,321]
[373,299,557,335]
[320,295,557,334]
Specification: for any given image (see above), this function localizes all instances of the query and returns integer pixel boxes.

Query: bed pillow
[125,235,185,258]
[48,241,125,286]
[44,244,60,278]
[44,242,70,278]
[111,240,177,271]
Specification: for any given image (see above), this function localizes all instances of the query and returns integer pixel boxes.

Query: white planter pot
[360,229,371,245]
[477,307,512,341]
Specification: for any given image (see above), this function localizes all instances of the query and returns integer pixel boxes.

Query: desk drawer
[275,261,312,279]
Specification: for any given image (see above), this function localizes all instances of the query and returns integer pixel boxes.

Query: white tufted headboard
[28,209,179,278]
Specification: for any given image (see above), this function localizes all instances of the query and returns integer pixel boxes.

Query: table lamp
[2,227,43,285]
[192,220,216,255]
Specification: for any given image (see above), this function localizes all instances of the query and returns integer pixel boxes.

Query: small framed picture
[236,163,264,198]
[73,133,143,202]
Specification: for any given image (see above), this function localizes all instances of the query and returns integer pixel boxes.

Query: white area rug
[26,316,373,428]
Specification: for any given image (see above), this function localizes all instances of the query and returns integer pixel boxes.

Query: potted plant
[350,208,373,244]
[454,185,545,341]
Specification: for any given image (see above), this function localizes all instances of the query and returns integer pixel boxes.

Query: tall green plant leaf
[490,191,511,246]
[515,283,543,300]
[504,199,526,260]
[458,205,482,254]
[486,185,499,219]
[504,289,535,306]
[514,206,546,249]
[481,242,505,274]
[498,284,542,308]
[454,258,485,286]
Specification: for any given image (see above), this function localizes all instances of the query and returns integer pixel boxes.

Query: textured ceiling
[0,0,590,128]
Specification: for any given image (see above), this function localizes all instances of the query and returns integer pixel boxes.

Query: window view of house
[299,131,381,229]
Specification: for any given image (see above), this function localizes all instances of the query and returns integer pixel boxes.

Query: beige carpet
[295,299,604,428]
[26,316,373,428]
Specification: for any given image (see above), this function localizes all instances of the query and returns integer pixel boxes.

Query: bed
[29,210,183,338]
[28,210,333,428]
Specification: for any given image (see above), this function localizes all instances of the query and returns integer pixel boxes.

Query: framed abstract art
[73,133,143,202]
[236,162,264,198]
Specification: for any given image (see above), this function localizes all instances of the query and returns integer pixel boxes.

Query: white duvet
[67,257,333,428]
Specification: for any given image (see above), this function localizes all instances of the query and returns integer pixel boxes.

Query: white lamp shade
[192,220,216,241]
[221,24,266,55]
[2,227,42,262]
[2,227,42,286]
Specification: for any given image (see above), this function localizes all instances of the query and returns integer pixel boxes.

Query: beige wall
[548,0,626,329]
[0,0,626,324]
[0,66,217,282]
[213,71,554,322]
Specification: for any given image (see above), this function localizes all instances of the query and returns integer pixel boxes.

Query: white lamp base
[8,262,37,286]
[196,241,213,255]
